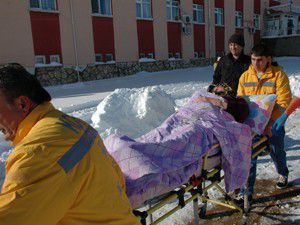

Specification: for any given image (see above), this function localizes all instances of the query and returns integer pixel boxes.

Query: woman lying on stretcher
[196,83,249,123]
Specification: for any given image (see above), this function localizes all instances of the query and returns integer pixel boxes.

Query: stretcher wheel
[199,205,207,219]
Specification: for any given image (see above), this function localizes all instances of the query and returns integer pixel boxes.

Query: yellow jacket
[237,65,292,133]
[0,102,139,225]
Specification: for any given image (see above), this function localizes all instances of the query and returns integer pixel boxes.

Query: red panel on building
[254,0,261,14]
[269,0,280,7]
[235,28,244,35]
[215,26,225,56]
[167,22,182,57]
[194,24,205,57]
[254,31,261,45]
[215,0,224,8]
[236,0,243,11]
[92,17,115,61]
[193,0,204,4]
[137,20,155,57]
[30,12,62,63]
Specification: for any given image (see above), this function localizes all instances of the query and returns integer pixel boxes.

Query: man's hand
[196,97,228,109]
[272,113,288,136]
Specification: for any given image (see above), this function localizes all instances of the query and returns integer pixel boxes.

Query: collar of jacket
[227,52,245,62]
[248,64,276,79]
[12,102,55,146]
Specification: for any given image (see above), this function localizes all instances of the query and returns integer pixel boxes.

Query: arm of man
[0,149,72,225]
[275,70,292,115]
[237,72,246,96]
[212,58,224,84]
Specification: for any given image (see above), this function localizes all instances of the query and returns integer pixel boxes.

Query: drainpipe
[207,0,212,58]
[69,0,81,82]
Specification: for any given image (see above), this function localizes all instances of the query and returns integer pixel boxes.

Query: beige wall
[59,0,94,66]
[153,0,168,60]
[244,0,254,54]
[205,0,215,58]
[113,0,138,62]
[224,0,235,54]
[181,0,194,60]
[0,1,35,67]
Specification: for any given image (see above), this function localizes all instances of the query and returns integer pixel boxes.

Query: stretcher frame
[133,134,270,225]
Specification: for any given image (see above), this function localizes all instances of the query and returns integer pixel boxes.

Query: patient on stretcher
[104,85,253,208]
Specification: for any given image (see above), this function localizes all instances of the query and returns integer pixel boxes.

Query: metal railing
[263,28,300,37]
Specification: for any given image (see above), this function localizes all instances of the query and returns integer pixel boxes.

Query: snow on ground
[0,57,300,224]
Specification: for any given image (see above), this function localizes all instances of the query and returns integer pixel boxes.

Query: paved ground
[189,179,300,225]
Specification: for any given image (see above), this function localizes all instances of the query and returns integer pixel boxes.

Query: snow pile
[92,86,176,138]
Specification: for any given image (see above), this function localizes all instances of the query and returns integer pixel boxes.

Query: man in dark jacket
[212,33,251,96]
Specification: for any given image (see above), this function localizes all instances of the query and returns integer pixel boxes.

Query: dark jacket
[223,96,249,123]
[213,53,251,96]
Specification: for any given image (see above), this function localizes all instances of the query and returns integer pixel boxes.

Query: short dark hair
[0,63,51,104]
[251,43,273,57]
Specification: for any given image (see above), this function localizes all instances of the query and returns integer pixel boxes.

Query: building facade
[1,0,296,69]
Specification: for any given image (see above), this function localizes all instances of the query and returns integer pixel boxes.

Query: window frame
[50,54,60,64]
[136,0,152,19]
[235,11,243,28]
[35,55,46,65]
[105,54,114,62]
[30,0,58,11]
[95,54,103,63]
[91,0,112,16]
[167,0,180,21]
[193,4,204,24]
[215,7,224,26]
[253,14,260,30]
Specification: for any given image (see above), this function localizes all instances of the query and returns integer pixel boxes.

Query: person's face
[212,86,226,96]
[229,42,243,57]
[0,90,26,141]
[251,54,271,73]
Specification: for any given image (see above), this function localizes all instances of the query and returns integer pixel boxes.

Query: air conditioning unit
[182,15,192,24]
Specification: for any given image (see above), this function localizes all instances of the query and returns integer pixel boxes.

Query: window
[167,0,180,21]
[194,52,199,58]
[174,52,181,59]
[106,54,114,61]
[235,11,243,28]
[215,8,224,25]
[193,4,204,24]
[35,55,46,64]
[30,0,57,11]
[136,0,152,19]
[95,54,103,62]
[50,55,60,63]
[148,53,154,58]
[91,0,112,15]
[254,14,260,30]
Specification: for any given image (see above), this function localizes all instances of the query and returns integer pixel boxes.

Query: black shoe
[276,175,288,189]
[235,194,253,206]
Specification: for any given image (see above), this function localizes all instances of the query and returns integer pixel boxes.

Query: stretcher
[133,133,270,225]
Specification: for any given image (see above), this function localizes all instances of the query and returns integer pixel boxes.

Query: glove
[272,113,288,136]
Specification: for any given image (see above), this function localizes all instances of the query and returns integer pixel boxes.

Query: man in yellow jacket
[237,43,292,202]
[0,63,140,225]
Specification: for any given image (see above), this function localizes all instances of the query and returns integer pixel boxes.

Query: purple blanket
[104,91,252,208]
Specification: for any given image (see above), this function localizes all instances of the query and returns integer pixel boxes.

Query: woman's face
[212,86,226,96]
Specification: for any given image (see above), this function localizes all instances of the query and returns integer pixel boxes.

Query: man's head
[228,33,245,58]
[251,43,272,73]
[0,63,51,141]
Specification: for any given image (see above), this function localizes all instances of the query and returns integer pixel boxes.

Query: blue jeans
[241,127,288,196]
